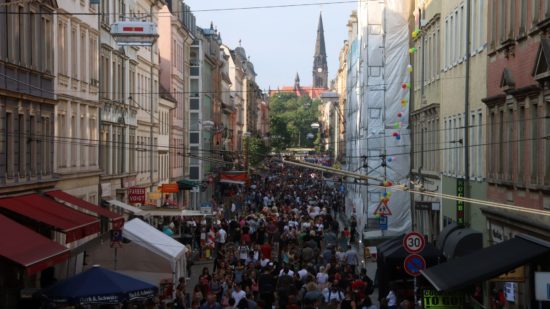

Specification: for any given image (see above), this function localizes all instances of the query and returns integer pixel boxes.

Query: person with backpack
[323,282,344,304]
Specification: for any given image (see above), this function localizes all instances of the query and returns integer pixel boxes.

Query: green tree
[248,136,269,166]
[269,93,320,150]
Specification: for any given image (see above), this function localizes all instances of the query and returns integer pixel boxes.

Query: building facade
[438,0,488,234]
[54,0,100,203]
[0,0,57,194]
[158,1,196,207]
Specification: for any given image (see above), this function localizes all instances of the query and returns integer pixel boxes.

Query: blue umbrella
[42,265,158,305]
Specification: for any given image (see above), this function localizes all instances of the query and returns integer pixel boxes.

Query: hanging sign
[456,178,465,226]
[128,187,146,204]
[422,290,464,309]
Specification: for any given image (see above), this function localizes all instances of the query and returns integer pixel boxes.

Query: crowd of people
[173,162,381,309]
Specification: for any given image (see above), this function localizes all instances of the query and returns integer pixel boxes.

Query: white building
[54,0,100,202]
[98,0,163,203]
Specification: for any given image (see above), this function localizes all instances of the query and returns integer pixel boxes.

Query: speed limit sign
[403,231,425,254]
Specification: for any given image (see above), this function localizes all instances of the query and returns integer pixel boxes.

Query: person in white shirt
[386,287,397,309]
[231,284,246,308]
[323,283,344,303]
[297,268,309,281]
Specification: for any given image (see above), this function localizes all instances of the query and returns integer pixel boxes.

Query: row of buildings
[0,0,269,207]
[0,0,268,306]
[320,0,550,306]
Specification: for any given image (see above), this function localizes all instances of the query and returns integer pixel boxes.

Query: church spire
[313,12,328,89]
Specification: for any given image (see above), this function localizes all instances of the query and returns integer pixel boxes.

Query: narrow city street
[178,160,381,309]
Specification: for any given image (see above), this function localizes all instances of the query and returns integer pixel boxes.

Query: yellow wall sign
[423,290,463,309]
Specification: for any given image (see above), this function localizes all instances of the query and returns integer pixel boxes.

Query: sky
[184,0,357,90]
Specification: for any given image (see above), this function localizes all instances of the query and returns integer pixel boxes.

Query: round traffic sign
[403,231,425,254]
[403,254,426,277]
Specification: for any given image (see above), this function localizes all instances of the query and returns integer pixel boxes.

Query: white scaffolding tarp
[346,0,412,234]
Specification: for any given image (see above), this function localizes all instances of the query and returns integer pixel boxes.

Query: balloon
[392,132,398,137]
[407,65,413,73]
[392,156,397,161]
[383,192,388,197]
[394,122,400,129]
[387,192,392,197]
[412,31,418,39]
[397,112,403,118]
[396,135,401,140]
[406,83,411,89]
[401,99,407,106]
[387,157,393,162]
[402,83,407,89]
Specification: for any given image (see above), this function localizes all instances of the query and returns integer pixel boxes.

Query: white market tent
[123,218,187,280]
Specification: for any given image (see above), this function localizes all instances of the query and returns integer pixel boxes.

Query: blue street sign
[379,215,388,231]
[404,254,426,277]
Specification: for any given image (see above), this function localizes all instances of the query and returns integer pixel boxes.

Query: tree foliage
[269,93,320,150]
[248,136,270,166]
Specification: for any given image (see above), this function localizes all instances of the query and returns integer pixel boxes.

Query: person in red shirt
[351,276,367,300]
[260,242,272,260]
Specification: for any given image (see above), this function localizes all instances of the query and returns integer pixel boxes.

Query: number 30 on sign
[403,231,425,254]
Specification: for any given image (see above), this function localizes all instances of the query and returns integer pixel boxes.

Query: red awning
[0,214,70,275]
[220,171,249,185]
[0,194,100,243]
[45,190,124,229]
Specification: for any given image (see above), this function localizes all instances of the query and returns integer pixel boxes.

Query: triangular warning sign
[374,199,392,216]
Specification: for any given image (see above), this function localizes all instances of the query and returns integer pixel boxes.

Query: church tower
[313,13,328,89]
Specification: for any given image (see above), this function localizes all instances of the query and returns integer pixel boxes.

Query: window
[532,0,540,24]
[518,106,525,182]
[18,114,25,177]
[472,0,478,52]
[41,116,51,174]
[459,5,464,60]
[71,115,76,167]
[81,115,86,166]
[89,117,97,166]
[101,0,110,25]
[499,0,505,41]
[80,30,87,82]
[445,18,449,69]
[490,0,497,49]
[531,104,539,183]
[129,128,135,172]
[519,0,527,35]
[498,111,504,178]
[58,21,68,75]
[477,112,483,178]
[6,112,13,178]
[479,0,485,49]
[71,26,77,78]
[506,109,513,180]
[89,36,98,83]
[507,0,515,38]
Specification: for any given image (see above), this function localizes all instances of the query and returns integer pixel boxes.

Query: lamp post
[243,131,251,175]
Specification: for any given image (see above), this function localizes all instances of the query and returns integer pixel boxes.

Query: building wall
[0,0,57,193]
[484,0,550,211]
[54,0,101,199]
[438,0,488,229]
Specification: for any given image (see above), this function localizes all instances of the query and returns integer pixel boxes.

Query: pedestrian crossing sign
[374,199,392,216]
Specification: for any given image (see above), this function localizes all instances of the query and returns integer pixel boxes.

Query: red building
[482,1,550,238]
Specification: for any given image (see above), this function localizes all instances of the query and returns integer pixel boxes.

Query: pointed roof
[315,13,327,58]
[532,38,550,79]
[295,72,300,84]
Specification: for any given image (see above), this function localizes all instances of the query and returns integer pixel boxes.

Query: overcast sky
[184,0,357,90]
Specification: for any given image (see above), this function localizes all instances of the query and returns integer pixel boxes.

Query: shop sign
[422,290,463,309]
[148,192,162,200]
[128,187,146,204]
[101,182,112,198]
[493,266,525,282]
[456,178,465,226]
[535,272,550,301]
[161,183,179,193]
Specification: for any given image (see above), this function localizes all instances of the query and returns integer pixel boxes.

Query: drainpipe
[463,0,471,227]
[150,2,157,193]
